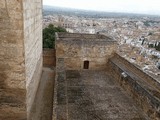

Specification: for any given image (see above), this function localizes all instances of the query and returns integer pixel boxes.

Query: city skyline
[43,0,160,15]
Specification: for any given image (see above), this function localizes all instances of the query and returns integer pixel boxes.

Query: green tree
[43,24,66,48]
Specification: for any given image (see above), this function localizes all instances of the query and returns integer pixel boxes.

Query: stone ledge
[108,55,160,119]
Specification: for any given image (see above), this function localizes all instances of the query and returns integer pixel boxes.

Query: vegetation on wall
[43,24,66,48]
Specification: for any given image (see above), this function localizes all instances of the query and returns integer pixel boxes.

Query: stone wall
[0,0,26,89]
[54,33,117,120]
[0,0,26,119]
[112,53,160,89]
[108,53,160,119]
[0,0,42,119]
[43,49,56,67]
[56,33,117,70]
[23,0,43,117]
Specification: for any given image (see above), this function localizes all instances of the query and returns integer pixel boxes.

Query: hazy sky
[43,0,160,15]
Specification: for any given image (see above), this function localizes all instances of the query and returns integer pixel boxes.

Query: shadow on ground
[29,67,55,120]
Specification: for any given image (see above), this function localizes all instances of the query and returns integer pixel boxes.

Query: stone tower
[0,0,42,119]
[58,15,64,27]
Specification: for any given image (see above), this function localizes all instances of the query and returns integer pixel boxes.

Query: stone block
[0,0,5,8]
[6,0,22,10]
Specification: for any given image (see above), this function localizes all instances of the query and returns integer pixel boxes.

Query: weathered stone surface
[0,0,42,119]
[0,88,26,119]
[56,33,117,70]
[108,53,160,119]
[0,0,5,8]
[22,0,43,118]
[43,49,56,67]
[54,70,149,120]
[26,56,42,118]
[29,67,55,120]
[0,0,25,89]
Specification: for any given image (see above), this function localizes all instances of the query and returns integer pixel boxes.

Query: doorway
[83,60,89,69]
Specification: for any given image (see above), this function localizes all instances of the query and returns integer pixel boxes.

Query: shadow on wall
[43,48,56,67]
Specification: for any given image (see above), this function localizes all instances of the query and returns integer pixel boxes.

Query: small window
[83,60,89,69]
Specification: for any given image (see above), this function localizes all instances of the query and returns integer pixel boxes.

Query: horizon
[43,0,160,16]
[43,5,160,16]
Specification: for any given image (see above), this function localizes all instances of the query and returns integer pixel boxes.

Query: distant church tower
[58,15,64,27]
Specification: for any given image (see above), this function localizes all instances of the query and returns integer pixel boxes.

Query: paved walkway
[55,70,149,120]
[30,67,55,120]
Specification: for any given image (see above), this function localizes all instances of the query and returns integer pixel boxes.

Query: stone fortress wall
[0,0,26,91]
[0,1,159,119]
[23,0,43,118]
[0,0,42,119]
[55,33,160,120]
[0,0,27,119]
[108,53,160,119]
[53,33,117,119]
[56,33,117,70]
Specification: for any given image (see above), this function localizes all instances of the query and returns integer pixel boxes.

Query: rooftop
[56,32,116,42]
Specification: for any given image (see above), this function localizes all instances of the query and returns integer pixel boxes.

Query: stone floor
[55,70,150,120]
[29,67,55,120]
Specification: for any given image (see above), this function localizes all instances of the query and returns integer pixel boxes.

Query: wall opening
[83,60,89,69]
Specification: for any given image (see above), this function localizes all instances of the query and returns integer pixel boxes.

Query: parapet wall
[113,53,160,89]
[57,32,111,39]
[108,53,160,119]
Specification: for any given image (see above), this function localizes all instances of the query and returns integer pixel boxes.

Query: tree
[43,24,66,48]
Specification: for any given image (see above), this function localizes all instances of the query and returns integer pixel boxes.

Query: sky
[43,0,160,15]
